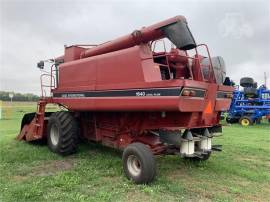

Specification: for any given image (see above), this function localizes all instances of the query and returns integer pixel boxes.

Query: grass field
[0,102,269,202]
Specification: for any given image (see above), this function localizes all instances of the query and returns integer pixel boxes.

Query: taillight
[190,90,196,96]
[217,91,233,99]
[182,89,191,96]
[181,88,205,97]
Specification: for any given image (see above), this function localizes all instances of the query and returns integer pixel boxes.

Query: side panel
[57,45,162,92]
[96,46,144,85]
[79,111,220,150]
[58,58,96,91]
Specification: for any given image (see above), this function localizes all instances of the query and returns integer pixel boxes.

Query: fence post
[0,100,2,120]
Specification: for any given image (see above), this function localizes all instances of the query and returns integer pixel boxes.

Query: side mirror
[37,61,44,69]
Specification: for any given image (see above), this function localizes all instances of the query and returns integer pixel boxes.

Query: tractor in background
[226,77,270,126]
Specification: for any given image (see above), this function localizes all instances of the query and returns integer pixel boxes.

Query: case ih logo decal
[61,93,85,98]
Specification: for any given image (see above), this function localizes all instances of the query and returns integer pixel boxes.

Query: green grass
[0,102,269,201]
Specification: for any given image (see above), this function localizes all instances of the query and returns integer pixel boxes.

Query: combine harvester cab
[18,16,234,184]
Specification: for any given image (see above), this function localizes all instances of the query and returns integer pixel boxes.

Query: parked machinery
[17,16,234,183]
[226,77,270,126]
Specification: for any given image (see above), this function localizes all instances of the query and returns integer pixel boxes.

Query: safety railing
[151,40,172,79]
[151,42,215,82]
[40,64,57,98]
[195,44,215,83]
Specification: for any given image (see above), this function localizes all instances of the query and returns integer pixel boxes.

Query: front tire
[47,111,79,155]
[239,116,253,126]
[122,143,156,184]
[240,77,254,87]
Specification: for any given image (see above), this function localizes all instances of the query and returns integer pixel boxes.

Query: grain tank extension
[18,16,234,184]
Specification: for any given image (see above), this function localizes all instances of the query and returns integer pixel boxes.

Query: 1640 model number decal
[136,91,161,96]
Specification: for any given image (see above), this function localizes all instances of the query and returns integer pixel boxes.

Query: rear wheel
[239,116,253,126]
[240,77,254,87]
[47,111,79,155]
[122,143,156,184]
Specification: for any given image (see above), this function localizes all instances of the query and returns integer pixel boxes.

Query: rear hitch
[212,144,222,152]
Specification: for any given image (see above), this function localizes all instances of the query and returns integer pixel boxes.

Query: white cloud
[218,12,254,39]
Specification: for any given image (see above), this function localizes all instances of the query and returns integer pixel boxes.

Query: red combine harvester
[18,16,234,184]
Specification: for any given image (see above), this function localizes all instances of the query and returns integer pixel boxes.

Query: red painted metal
[17,16,234,155]
[80,16,186,59]
[17,100,47,141]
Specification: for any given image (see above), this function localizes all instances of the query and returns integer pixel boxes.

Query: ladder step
[153,54,167,58]
[38,100,46,104]
[155,62,169,67]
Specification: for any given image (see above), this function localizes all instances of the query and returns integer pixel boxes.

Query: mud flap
[20,112,36,130]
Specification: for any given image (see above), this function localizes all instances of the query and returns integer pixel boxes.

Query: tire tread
[47,111,78,155]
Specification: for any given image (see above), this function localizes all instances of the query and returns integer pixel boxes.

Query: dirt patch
[101,176,119,183]
[29,158,76,177]
[237,156,265,165]
[11,175,29,182]
[124,190,153,202]
[11,158,76,181]
[166,167,194,182]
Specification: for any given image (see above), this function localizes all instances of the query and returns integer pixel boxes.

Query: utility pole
[0,100,2,120]
[264,72,268,87]
[9,93,14,103]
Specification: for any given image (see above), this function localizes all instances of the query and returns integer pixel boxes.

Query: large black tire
[122,143,156,184]
[239,116,253,126]
[47,111,79,155]
[244,87,257,98]
[240,77,254,87]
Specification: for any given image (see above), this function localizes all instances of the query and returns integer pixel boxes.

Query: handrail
[40,64,57,98]
[195,44,215,82]
[152,43,215,82]
[152,39,167,53]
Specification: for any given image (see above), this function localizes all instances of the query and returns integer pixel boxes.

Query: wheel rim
[127,155,141,177]
[241,119,250,126]
[50,124,60,146]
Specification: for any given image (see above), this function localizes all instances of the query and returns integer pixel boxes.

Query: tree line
[0,91,40,102]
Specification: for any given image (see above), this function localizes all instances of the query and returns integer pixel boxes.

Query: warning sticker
[204,101,213,114]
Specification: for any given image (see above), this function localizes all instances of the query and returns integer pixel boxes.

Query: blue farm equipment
[226,77,270,126]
